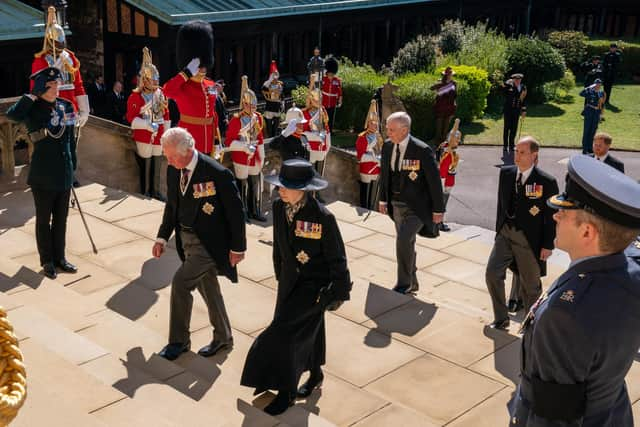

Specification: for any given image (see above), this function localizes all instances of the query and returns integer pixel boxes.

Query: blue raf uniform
[511,155,640,427]
[579,80,606,154]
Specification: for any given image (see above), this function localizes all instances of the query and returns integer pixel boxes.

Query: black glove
[316,284,334,308]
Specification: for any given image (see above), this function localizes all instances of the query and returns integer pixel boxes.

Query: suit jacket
[157,152,246,282]
[496,165,558,276]
[589,153,625,174]
[512,253,640,426]
[379,136,444,236]
[106,91,127,125]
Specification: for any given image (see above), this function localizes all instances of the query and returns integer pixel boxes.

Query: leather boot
[263,390,295,416]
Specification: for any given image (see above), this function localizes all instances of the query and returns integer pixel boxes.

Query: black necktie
[516,173,524,194]
[180,169,189,194]
[394,144,401,172]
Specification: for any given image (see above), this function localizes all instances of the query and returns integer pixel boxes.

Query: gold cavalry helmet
[307,74,321,107]
[240,75,257,109]
[40,6,66,56]
[364,100,379,130]
[138,47,160,89]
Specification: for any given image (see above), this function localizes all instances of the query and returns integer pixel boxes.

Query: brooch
[529,205,540,216]
[296,250,310,264]
[202,202,214,215]
[408,171,418,181]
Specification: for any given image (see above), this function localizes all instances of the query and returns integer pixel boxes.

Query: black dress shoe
[297,370,324,398]
[56,259,78,273]
[250,213,268,223]
[489,319,510,330]
[507,299,518,313]
[264,390,295,416]
[158,342,190,361]
[197,339,233,357]
[392,284,410,294]
[43,263,57,279]
[439,223,451,232]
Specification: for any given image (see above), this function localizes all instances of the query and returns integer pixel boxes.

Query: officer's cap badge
[202,202,214,215]
[560,290,575,303]
[296,250,310,264]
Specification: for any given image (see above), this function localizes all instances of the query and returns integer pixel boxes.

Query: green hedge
[435,65,490,119]
[334,61,386,132]
[546,31,588,70]
[585,39,640,78]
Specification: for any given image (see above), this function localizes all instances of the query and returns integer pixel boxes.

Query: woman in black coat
[241,159,351,415]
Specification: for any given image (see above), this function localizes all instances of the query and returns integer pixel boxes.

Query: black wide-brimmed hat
[547,155,640,228]
[265,159,328,191]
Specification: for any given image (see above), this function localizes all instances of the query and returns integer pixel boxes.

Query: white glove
[76,94,90,127]
[282,119,299,137]
[186,57,200,76]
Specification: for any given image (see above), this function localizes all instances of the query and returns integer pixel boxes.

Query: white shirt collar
[517,165,534,183]
[399,133,410,150]
[596,152,609,162]
[185,149,198,172]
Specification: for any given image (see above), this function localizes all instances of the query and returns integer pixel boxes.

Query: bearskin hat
[325,56,339,74]
[176,20,214,70]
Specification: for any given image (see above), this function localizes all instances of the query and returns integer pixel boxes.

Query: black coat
[7,95,76,191]
[512,253,640,426]
[495,165,558,276]
[268,133,310,162]
[241,196,351,391]
[157,152,246,282]
[588,153,625,174]
[503,81,526,114]
[105,90,127,124]
[378,136,444,235]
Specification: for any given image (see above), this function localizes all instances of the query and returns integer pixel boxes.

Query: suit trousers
[169,230,233,344]
[31,188,71,266]
[391,201,424,290]
[486,224,542,322]
[503,110,520,151]
[581,108,600,154]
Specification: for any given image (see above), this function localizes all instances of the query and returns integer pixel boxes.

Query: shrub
[586,39,640,79]
[546,31,588,70]
[506,36,566,93]
[439,19,465,55]
[543,69,576,103]
[291,86,308,108]
[391,35,437,76]
[334,59,386,131]
[435,65,491,119]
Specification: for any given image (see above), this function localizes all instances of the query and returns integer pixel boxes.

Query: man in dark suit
[241,159,351,416]
[378,112,444,294]
[589,132,624,173]
[105,81,127,125]
[511,155,640,426]
[7,67,79,280]
[152,127,246,361]
[86,74,107,117]
[486,137,559,330]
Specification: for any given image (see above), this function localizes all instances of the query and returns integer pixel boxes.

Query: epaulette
[358,131,367,137]
[233,112,241,119]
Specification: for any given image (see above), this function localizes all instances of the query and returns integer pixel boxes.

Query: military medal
[202,202,214,215]
[525,183,543,199]
[529,205,540,216]
[295,221,322,239]
[296,250,310,264]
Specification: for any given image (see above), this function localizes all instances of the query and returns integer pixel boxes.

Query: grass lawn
[460,84,640,151]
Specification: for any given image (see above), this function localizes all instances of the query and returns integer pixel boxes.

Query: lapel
[188,153,205,217]
[400,138,417,189]
[502,166,517,203]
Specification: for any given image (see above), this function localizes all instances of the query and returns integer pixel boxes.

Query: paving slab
[345,245,368,260]
[348,254,446,291]
[446,387,514,427]
[79,238,180,290]
[351,403,439,427]
[63,212,143,254]
[354,212,397,237]
[349,233,450,269]
[9,305,108,365]
[335,220,375,243]
[20,339,125,412]
[0,255,52,294]
[423,257,488,291]
[419,281,496,319]
[625,361,640,404]
[11,252,128,295]
[216,277,277,335]
[325,201,370,224]
[416,231,468,250]
[80,193,165,223]
[293,372,387,427]
[240,238,277,282]
[333,278,413,325]
[442,238,494,265]
[0,188,37,228]
[468,339,521,387]
[324,314,424,387]
[0,228,37,258]
[366,354,505,425]
[112,211,163,240]
[72,182,125,203]
[275,405,337,427]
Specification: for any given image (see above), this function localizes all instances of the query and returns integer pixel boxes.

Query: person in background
[430,67,457,145]
[589,132,624,173]
[106,80,127,125]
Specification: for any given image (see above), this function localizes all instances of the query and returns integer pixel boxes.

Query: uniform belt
[586,104,601,110]
[180,114,214,125]
[322,91,338,97]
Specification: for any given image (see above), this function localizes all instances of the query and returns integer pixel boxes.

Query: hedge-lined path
[441,145,640,231]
